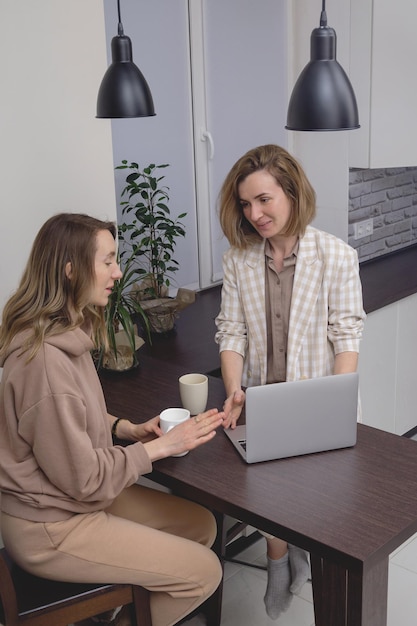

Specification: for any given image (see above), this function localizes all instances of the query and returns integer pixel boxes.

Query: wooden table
[139,284,222,375]
[100,355,417,626]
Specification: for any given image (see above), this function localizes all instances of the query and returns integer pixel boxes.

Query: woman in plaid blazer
[215,144,365,620]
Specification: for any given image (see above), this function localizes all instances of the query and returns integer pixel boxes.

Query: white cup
[159,407,191,457]
[179,373,209,416]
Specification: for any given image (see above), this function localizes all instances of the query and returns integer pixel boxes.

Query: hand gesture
[222,389,246,429]
[144,408,224,461]
[130,416,163,442]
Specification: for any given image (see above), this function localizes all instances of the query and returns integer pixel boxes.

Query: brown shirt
[265,240,298,383]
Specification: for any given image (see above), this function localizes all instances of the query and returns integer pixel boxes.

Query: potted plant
[96,251,150,372]
[116,160,192,333]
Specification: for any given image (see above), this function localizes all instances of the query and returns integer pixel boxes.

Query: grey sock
[263,553,293,620]
[288,544,310,594]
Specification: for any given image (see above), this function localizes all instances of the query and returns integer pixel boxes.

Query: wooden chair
[0,547,152,626]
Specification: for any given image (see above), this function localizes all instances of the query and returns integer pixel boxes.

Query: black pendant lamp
[286,0,359,131]
[96,0,155,119]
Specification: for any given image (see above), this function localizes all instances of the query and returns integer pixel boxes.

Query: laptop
[224,372,359,463]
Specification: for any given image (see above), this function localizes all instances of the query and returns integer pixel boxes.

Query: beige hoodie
[0,328,151,522]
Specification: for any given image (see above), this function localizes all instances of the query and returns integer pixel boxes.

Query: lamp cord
[117,0,124,36]
[320,0,327,27]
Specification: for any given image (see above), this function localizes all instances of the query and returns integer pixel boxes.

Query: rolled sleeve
[215,251,248,357]
[328,246,366,354]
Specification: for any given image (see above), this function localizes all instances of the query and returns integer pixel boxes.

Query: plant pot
[134,287,196,335]
[101,331,145,372]
[102,345,137,371]
[146,305,177,334]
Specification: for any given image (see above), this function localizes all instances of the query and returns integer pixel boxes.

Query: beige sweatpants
[0,484,223,626]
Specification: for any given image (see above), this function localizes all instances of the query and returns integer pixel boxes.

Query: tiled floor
[183,531,417,626]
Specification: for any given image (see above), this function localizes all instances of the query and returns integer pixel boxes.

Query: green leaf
[114,161,185,304]
[126,172,140,183]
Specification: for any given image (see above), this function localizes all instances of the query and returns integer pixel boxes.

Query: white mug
[159,407,191,457]
[179,373,208,416]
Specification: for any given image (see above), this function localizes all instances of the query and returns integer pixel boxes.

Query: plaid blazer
[215,226,366,387]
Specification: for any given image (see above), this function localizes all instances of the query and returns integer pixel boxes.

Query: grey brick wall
[348,167,417,262]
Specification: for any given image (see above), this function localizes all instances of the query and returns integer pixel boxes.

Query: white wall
[0,0,116,313]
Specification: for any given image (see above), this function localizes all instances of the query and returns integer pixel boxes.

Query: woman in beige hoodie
[0,213,224,626]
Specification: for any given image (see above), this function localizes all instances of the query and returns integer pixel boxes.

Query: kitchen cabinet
[349,0,417,168]
[359,292,417,435]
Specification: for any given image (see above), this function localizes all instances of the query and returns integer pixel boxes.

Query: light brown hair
[0,213,116,361]
[219,144,316,248]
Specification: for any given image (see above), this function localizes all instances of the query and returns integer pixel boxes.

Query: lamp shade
[286,25,359,131]
[96,35,155,119]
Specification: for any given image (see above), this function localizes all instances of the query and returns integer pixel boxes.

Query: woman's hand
[130,416,163,442]
[219,350,245,428]
[113,416,163,442]
[222,389,246,429]
[143,408,225,462]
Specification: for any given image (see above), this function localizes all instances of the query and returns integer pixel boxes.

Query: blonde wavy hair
[219,144,316,249]
[0,213,116,362]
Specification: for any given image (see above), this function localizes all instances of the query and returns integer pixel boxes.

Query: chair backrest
[0,547,152,626]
